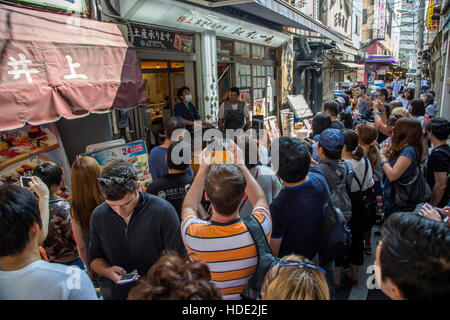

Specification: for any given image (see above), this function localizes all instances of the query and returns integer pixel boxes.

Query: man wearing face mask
[88,159,186,300]
[174,86,211,132]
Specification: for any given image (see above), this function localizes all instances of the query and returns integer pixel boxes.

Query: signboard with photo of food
[0,123,72,199]
[81,140,152,191]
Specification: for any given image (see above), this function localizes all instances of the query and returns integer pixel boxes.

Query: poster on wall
[240,88,251,110]
[81,140,152,190]
[254,98,266,116]
[0,123,72,199]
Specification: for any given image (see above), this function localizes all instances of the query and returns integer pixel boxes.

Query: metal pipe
[185,0,254,7]
[96,0,134,44]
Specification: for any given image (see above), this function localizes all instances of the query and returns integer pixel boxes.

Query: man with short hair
[374,212,450,300]
[147,141,193,219]
[0,184,97,300]
[149,116,193,181]
[386,86,394,102]
[89,159,186,300]
[269,137,327,261]
[322,101,345,129]
[355,85,368,114]
[425,118,450,208]
[32,162,82,268]
[181,142,271,300]
[391,77,401,98]
[174,86,211,132]
[218,87,250,131]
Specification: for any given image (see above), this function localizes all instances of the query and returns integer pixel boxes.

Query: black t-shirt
[146,172,193,219]
[88,191,187,300]
[426,144,450,208]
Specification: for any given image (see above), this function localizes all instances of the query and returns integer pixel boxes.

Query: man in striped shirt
[181,142,271,300]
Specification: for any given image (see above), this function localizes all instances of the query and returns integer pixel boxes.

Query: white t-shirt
[218,102,250,119]
[239,165,282,218]
[344,158,374,192]
[0,260,97,300]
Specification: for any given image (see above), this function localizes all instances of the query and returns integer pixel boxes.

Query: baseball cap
[318,128,345,153]
[335,96,345,106]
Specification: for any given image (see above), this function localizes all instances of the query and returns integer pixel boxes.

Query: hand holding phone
[117,273,139,285]
[20,176,33,188]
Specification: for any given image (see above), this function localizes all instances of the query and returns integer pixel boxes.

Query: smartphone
[20,176,33,188]
[117,273,138,285]
[435,208,450,223]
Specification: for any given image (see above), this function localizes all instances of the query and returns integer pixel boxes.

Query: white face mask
[184,94,192,103]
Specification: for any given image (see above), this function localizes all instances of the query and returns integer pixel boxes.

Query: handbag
[392,148,432,209]
[354,157,377,228]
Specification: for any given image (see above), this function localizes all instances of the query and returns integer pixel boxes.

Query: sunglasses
[274,260,326,278]
[98,176,132,186]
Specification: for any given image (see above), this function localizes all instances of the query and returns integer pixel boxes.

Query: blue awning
[365,55,397,64]
[228,0,345,44]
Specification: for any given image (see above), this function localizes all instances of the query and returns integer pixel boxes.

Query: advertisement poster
[240,88,251,110]
[254,98,266,116]
[131,24,193,53]
[81,140,152,190]
[0,123,72,199]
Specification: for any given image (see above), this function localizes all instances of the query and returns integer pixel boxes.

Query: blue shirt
[148,146,193,182]
[270,168,327,260]
[392,81,401,93]
[384,146,419,210]
[174,102,200,131]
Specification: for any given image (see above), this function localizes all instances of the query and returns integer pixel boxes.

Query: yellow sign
[427,1,435,30]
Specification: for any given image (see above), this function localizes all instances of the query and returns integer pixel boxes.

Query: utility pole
[415,0,425,98]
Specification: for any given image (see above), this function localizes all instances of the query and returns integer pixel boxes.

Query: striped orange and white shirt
[181,204,272,300]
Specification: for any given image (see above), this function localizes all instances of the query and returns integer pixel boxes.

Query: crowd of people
[0,83,449,301]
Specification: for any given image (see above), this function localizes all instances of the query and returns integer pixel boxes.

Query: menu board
[131,24,193,53]
[287,95,314,118]
[0,123,72,199]
[81,140,152,190]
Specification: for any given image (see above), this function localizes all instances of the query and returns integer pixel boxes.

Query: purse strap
[243,214,272,257]
[354,157,369,191]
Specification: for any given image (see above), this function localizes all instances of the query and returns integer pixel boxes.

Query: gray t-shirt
[239,165,282,218]
[0,260,97,300]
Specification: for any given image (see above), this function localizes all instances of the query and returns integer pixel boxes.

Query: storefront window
[217,39,233,56]
[252,45,265,59]
[235,42,251,57]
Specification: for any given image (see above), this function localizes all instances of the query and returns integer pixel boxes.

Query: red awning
[0,4,146,131]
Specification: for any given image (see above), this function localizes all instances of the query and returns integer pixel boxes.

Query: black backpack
[315,172,352,265]
[240,215,280,300]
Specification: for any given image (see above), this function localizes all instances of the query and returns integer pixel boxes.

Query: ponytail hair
[368,141,380,170]
[342,129,364,161]
[355,122,380,168]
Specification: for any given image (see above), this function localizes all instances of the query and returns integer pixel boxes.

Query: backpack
[323,162,353,224]
[314,172,352,265]
[240,215,280,300]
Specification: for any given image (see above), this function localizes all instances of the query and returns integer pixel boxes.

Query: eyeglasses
[274,260,326,278]
[98,176,132,186]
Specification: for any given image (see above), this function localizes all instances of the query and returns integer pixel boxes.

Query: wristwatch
[374,111,381,115]
[381,160,389,166]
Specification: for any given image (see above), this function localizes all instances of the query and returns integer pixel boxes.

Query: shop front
[0,4,145,188]
[118,0,290,138]
[364,55,397,88]
[217,38,278,119]
[127,22,197,145]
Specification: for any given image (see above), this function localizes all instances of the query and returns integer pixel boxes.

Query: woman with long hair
[340,129,375,285]
[261,254,329,300]
[70,156,103,276]
[395,87,414,109]
[380,118,425,218]
[355,122,381,255]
